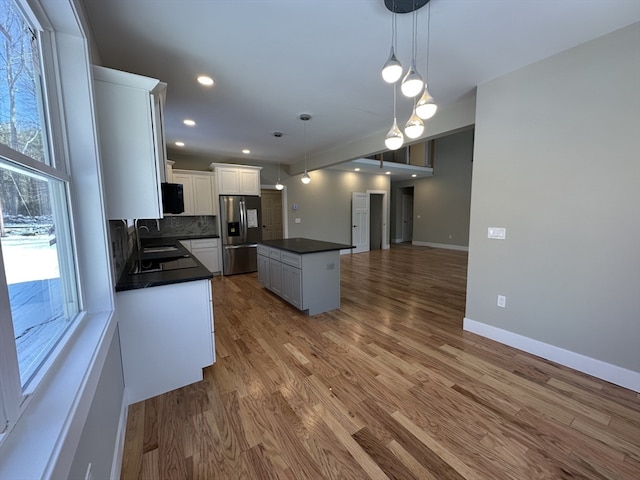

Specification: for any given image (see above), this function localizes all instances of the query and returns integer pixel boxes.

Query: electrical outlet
[497,295,506,308]
[294,218,301,224]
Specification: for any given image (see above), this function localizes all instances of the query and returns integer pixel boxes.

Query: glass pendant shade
[401,61,424,98]
[381,46,403,83]
[385,118,404,150]
[275,180,284,190]
[404,108,424,139]
[301,171,311,184]
[416,85,438,119]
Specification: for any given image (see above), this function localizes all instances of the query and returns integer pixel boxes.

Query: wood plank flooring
[121,244,640,479]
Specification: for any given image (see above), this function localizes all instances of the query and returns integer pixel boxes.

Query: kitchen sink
[128,255,197,275]
[142,245,179,254]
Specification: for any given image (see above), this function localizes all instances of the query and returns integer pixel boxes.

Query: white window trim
[0,0,119,477]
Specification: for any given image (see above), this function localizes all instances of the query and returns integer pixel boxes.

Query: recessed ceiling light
[411,174,417,177]
[175,141,185,147]
[183,119,196,126]
[242,149,250,154]
[385,171,391,175]
[197,75,214,86]
[354,168,360,172]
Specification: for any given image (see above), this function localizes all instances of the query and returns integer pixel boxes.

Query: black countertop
[116,238,214,292]
[259,238,353,254]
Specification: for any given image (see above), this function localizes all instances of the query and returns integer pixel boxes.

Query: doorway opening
[400,187,414,243]
[351,190,388,254]
[260,189,284,240]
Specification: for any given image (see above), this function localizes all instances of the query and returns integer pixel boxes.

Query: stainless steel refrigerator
[219,195,262,275]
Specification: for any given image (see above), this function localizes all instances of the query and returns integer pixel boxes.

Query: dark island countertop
[260,238,353,254]
[116,239,213,292]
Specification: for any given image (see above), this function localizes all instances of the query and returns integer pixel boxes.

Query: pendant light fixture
[400,4,424,98]
[272,131,285,190]
[385,85,404,150]
[416,1,438,120]
[381,2,402,84]
[300,114,311,184]
[275,163,284,190]
[404,100,424,138]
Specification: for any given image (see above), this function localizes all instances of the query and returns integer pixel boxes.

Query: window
[0,0,79,433]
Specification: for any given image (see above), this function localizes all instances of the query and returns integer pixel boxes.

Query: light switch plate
[294,218,301,224]
[488,227,506,239]
[497,295,506,308]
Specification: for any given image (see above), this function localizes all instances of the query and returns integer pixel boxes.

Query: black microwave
[161,182,185,214]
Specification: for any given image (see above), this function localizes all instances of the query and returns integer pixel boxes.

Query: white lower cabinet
[117,279,214,405]
[181,238,220,274]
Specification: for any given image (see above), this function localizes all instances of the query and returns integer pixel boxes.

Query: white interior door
[352,192,369,253]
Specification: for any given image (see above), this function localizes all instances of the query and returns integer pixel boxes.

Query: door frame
[261,185,288,239]
[367,190,389,250]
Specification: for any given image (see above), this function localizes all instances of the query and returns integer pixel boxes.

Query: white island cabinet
[257,238,352,315]
[93,65,168,220]
[117,279,214,405]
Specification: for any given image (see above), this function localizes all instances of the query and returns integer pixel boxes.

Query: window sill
[0,310,117,478]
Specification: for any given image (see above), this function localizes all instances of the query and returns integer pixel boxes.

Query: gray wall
[285,169,390,244]
[393,128,474,247]
[466,23,640,372]
[68,330,125,479]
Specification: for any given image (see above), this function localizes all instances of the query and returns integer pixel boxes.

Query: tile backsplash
[137,216,218,238]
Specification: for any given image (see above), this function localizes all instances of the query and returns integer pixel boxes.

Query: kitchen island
[257,238,352,315]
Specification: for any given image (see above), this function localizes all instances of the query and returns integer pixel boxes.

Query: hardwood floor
[121,244,640,479]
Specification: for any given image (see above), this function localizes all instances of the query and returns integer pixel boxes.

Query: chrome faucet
[134,219,150,253]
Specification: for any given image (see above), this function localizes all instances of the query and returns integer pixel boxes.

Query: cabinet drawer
[257,244,269,256]
[269,248,282,261]
[191,238,218,249]
[281,251,301,268]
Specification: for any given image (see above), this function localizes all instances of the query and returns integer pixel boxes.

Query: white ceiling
[80,0,640,171]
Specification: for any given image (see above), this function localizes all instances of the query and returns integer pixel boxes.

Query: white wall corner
[110,396,129,480]
[463,318,640,393]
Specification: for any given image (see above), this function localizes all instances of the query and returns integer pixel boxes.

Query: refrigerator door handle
[224,244,258,249]
[239,198,248,241]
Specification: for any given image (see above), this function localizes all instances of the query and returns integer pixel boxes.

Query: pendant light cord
[426,2,431,78]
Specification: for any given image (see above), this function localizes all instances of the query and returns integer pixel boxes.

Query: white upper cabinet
[93,66,168,220]
[170,169,217,216]
[209,163,262,196]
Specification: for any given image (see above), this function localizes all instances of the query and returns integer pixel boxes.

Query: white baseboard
[463,318,640,393]
[110,396,128,480]
[412,241,469,252]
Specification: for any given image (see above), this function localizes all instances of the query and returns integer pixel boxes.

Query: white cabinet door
[269,258,283,295]
[257,254,270,287]
[217,168,240,195]
[184,238,220,274]
[282,264,302,309]
[172,173,194,215]
[192,174,215,215]
[239,169,260,195]
[93,66,167,220]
